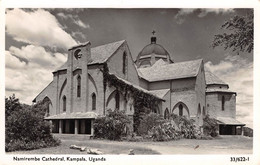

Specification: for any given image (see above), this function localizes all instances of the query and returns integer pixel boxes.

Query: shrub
[203,115,219,137]
[171,114,201,139]
[5,95,60,152]
[93,109,131,140]
[137,113,165,135]
[149,122,181,141]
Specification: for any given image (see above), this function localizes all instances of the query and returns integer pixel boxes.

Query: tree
[5,95,60,152]
[212,10,253,54]
[5,94,22,118]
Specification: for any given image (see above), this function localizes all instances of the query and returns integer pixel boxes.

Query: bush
[5,95,60,152]
[149,122,181,141]
[93,109,131,140]
[203,115,219,137]
[138,113,201,141]
[137,113,165,135]
[171,114,201,139]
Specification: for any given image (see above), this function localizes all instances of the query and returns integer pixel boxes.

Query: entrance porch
[45,112,98,135]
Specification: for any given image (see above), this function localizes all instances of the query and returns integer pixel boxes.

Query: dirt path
[7,135,253,155]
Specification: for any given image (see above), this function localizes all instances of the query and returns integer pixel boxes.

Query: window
[179,104,183,116]
[92,93,96,110]
[62,96,66,112]
[164,108,170,119]
[77,75,81,97]
[115,91,120,110]
[222,96,225,111]
[122,52,127,74]
[74,49,82,60]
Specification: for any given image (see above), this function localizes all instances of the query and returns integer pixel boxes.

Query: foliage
[138,113,201,141]
[5,95,60,152]
[149,122,181,141]
[203,115,219,137]
[5,94,23,119]
[212,10,253,54]
[101,63,161,132]
[137,112,165,135]
[93,109,131,140]
[171,114,201,139]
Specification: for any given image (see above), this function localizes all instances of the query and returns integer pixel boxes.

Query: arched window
[197,104,201,117]
[164,108,170,119]
[115,91,120,110]
[62,96,66,112]
[92,93,96,110]
[43,97,51,117]
[77,75,81,97]
[203,107,206,118]
[179,104,183,116]
[222,96,225,111]
[122,52,127,74]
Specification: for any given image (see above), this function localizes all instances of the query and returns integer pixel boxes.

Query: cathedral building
[33,34,245,136]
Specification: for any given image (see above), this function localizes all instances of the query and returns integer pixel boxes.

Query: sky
[5,8,253,128]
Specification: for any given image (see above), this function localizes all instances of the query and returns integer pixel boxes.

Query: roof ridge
[91,40,125,49]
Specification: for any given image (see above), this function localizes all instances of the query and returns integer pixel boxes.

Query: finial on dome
[151,30,156,44]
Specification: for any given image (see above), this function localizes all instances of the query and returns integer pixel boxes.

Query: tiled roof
[138,59,202,82]
[205,69,227,85]
[216,117,245,125]
[149,89,170,98]
[89,40,125,64]
[54,40,125,72]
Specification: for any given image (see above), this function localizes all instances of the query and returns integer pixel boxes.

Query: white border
[1,0,259,165]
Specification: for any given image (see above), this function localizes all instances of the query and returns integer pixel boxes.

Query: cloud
[205,54,253,128]
[5,45,67,104]
[57,12,90,29]
[6,8,77,49]
[5,51,26,69]
[198,8,234,18]
[175,8,234,24]
[71,31,87,41]
[174,9,196,24]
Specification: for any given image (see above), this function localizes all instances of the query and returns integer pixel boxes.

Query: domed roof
[138,37,170,57]
[139,43,169,56]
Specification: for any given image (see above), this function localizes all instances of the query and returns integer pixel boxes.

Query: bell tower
[67,42,91,113]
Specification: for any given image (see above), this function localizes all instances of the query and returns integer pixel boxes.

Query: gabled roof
[205,68,227,85]
[89,40,125,65]
[53,40,125,72]
[138,59,202,82]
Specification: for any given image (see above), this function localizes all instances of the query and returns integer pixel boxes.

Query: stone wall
[194,63,206,126]
[107,42,140,86]
[206,92,236,118]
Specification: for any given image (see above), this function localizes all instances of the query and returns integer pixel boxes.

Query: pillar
[59,120,62,134]
[91,119,94,136]
[75,119,79,134]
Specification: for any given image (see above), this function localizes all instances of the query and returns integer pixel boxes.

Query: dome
[136,36,173,68]
[139,43,169,57]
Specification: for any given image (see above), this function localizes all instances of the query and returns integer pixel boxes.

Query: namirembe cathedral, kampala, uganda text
[33,34,245,136]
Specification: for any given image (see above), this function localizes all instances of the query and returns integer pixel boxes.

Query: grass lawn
[7,134,253,155]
